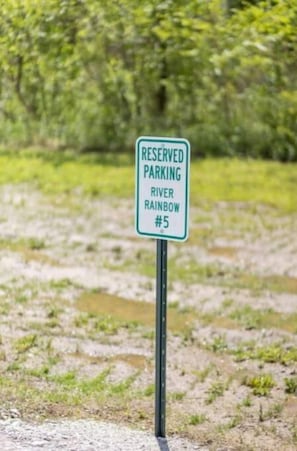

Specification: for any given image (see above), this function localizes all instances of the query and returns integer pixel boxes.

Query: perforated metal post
[155,238,168,438]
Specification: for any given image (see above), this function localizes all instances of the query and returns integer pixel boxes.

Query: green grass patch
[0,151,296,212]
[0,151,134,198]
[243,373,275,397]
[228,305,297,333]
[234,343,297,365]
[14,334,37,353]
[188,413,207,425]
[0,369,139,420]
[192,158,296,213]
[204,337,297,366]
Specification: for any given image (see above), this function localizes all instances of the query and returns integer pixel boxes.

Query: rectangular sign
[135,136,190,241]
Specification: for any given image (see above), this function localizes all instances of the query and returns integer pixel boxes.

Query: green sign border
[135,136,190,242]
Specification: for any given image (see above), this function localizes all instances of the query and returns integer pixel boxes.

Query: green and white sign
[135,136,190,241]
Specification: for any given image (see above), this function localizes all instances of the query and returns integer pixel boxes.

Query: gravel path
[0,419,205,451]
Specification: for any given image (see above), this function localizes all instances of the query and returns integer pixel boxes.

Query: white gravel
[0,419,206,450]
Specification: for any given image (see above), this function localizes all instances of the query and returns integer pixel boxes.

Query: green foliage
[284,377,297,395]
[206,381,227,404]
[0,0,297,159]
[188,413,207,425]
[234,343,297,365]
[243,373,275,396]
[14,334,37,353]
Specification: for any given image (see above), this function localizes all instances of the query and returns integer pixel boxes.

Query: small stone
[9,409,20,418]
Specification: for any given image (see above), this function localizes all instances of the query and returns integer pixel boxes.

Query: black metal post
[155,238,168,437]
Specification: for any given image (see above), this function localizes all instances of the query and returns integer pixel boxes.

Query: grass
[0,150,296,212]
[203,336,297,367]
[0,369,139,418]
[206,381,227,404]
[243,374,275,397]
[234,343,297,365]
[188,413,207,425]
[227,305,297,333]
[14,334,37,353]
[284,377,297,395]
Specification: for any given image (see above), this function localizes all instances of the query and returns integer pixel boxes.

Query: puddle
[77,291,195,334]
[69,351,149,370]
[110,353,149,369]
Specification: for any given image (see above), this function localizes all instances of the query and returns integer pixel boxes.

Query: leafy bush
[0,0,297,160]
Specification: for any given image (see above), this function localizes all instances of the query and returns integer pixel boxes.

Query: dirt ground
[0,183,296,450]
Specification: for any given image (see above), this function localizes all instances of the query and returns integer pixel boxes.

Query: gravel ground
[0,419,205,451]
[0,184,297,450]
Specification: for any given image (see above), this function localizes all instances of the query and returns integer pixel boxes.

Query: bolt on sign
[135,136,190,241]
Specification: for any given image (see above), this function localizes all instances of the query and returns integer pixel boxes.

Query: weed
[189,414,207,425]
[73,314,89,328]
[144,384,154,397]
[265,402,284,419]
[141,330,154,340]
[85,243,96,252]
[61,369,136,399]
[109,374,138,395]
[46,319,60,328]
[28,238,46,250]
[181,327,195,344]
[229,306,297,333]
[170,392,185,401]
[47,307,61,319]
[206,381,226,404]
[284,377,297,395]
[14,334,37,353]
[49,279,75,290]
[234,343,297,365]
[111,245,122,256]
[226,415,242,429]
[221,298,234,309]
[208,335,229,353]
[28,366,50,378]
[52,371,77,388]
[193,364,216,383]
[15,294,29,304]
[229,305,262,330]
[94,315,138,335]
[241,395,252,407]
[259,403,264,422]
[243,374,275,396]
[7,361,21,372]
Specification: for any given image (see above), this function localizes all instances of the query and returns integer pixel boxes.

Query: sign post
[155,238,167,437]
[135,136,190,437]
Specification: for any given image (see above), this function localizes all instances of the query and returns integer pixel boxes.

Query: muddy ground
[0,184,296,450]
